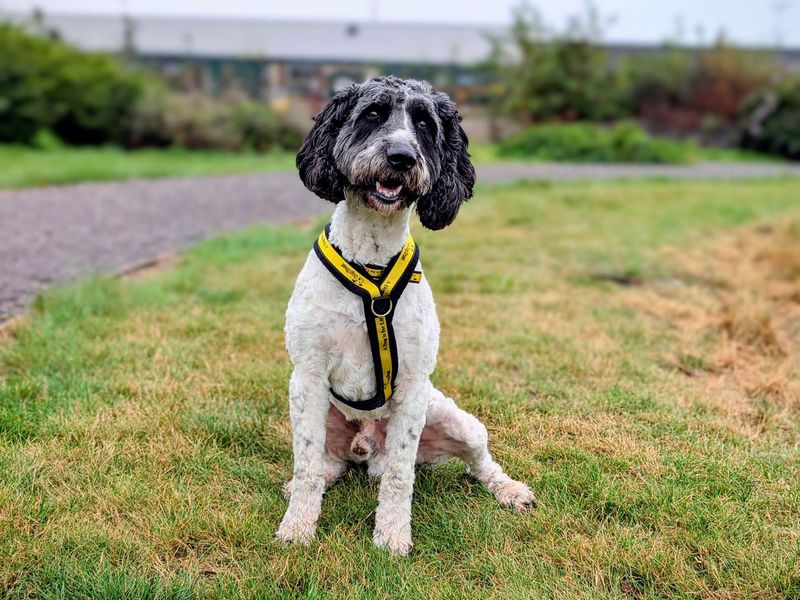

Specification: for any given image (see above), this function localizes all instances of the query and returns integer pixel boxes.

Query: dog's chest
[285,255,439,403]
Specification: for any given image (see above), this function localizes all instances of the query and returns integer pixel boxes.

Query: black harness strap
[313,224,420,411]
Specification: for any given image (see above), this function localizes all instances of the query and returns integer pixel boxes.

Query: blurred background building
[2,1,799,157]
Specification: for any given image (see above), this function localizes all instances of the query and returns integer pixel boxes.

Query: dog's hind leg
[418,388,536,512]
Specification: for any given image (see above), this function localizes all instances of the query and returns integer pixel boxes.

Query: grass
[1,179,799,598]
[473,141,778,165]
[0,145,296,189]
[1,140,782,190]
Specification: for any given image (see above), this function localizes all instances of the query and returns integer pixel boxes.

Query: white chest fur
[285,252,439,420]
[284,196,440,420]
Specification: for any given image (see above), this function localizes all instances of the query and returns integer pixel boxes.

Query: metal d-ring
[370,295,393,317]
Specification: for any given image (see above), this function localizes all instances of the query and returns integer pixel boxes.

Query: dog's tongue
[376,181,403,197]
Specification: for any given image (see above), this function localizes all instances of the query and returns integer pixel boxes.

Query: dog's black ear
[296,85,358,203]
[416,96,475,230]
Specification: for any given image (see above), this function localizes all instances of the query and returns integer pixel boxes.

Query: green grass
[0,145,296,189]
[472,141,778,164]
[1,180,799,598]
[1,138,782,190]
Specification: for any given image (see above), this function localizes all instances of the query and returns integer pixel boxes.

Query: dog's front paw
[492,479,537,512]
[373,523,413,556]
[276,514,316,546]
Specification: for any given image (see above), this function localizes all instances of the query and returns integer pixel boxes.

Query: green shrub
[0,23,143,145]
[622,41,774,135]
[127,89,303,152]
[232,102,303,152]
[625,48,695,116]
[0,23,302,152]
[498,122,694,163]
[739,77,800,160]
[487,5,631,123]
[485,5,779,144]
[160,93,243,151]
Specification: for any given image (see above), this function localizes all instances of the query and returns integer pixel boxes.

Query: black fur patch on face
[414,92,475,230]
[407,96,439,174]
[295,76,475,230]
[295,85,359,203]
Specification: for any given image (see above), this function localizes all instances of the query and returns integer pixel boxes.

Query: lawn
[0,142,779,189]
[470,141,778,165]
[1,179,799,599]
[0,145,296,189]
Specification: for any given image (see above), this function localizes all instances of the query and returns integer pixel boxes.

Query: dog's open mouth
[355,179,415,214]
[371,180,404,204]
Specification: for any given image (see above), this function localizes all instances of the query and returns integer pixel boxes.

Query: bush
[625,48,694,120]
[488,5,629,123]
[152,92,242,151]
[485,5,780,147]
[0,23,302,152]
[740,77,800,160]
[0,23,143,145]
[232,102,303,152]
[624,41,774,137]
[498,122,694,163]
[127,89,302,152]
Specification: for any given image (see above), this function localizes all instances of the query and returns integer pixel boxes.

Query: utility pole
[771,1,790,47]
[121,0,137,61]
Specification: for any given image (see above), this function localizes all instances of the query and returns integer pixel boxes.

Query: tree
[487,4,628,123]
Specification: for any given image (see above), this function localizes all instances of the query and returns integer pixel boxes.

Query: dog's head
[296,76,475,230]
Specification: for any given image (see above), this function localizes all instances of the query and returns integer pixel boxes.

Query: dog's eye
[416,119,428,130]
[366,110,380,122]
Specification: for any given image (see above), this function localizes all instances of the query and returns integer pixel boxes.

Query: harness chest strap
[313,224,421,411]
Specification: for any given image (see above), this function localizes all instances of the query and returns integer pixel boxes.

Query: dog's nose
[387,144,417,172]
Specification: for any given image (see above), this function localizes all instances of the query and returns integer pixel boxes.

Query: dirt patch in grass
[119,253,178,281]
[628,221,800,429]
[0,315,26,341]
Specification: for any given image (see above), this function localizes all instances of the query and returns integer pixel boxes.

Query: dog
[278,76,535,555]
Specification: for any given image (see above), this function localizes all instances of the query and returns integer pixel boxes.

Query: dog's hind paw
[492,479,537,512]
[276,516,316,546]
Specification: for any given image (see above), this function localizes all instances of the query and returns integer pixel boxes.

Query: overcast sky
[4,0,799,47]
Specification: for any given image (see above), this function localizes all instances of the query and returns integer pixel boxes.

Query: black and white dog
[279,76,534,555]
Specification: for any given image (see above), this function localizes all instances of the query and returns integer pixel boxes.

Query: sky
[3,0,799,47]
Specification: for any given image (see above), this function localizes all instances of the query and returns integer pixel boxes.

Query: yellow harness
[314,224,421,411]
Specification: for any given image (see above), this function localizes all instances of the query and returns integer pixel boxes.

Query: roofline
[7,11,799,55]
[12,10,508,33]
[139,52,477,68]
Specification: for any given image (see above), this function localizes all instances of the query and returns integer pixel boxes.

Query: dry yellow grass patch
[627,220,800,432]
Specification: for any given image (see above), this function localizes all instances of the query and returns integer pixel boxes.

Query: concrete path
[2,161,800,321]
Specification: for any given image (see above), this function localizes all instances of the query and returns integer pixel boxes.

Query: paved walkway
[2,162,800,321]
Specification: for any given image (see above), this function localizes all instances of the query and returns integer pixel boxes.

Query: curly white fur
[277,191,535,555]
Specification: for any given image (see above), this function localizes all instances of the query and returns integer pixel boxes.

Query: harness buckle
[370,296,393,317]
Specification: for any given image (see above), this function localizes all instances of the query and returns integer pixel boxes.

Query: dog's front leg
[276,369,329,545]
[373,382,427,556]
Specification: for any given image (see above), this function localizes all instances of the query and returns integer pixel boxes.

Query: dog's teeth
[376,182,402,198]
